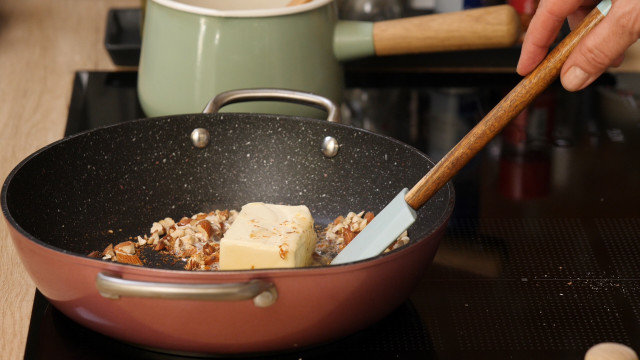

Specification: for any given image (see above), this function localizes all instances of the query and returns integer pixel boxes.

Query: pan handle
[95,273,278,307]
[202,89,341,123]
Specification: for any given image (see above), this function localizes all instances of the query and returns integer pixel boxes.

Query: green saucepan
[138,0,520,117]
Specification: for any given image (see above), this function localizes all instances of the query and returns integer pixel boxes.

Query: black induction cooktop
[23,70,640,359]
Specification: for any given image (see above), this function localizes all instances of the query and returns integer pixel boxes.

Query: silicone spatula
[331,0,612,265]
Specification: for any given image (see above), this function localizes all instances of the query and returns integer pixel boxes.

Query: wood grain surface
[0,1,137,358]
[373,5,521,55]
[404,7,605,210]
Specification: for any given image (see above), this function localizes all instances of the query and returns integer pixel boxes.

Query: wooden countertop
[0,1,137,358]
[0,1,638,358]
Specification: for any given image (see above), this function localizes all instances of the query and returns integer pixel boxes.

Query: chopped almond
[185,258,200,270]
[202,243,214,256]
[196,220,214,240]
[204,253,218,265]
[154,240,166,251]
[115,252,143,266]
[364,212,375,223]
[114,241,136,255]
[102,244,116,261]
[342,227,356,245]
[177,217,191,226]
[194,213,207,220]
[89,207,405,271]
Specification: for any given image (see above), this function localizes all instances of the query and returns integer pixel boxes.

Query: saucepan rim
[151,0,333,18]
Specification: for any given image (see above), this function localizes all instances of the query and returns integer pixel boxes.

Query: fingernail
[562,66,590,91]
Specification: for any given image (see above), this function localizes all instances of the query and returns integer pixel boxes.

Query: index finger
[517,0,596,75]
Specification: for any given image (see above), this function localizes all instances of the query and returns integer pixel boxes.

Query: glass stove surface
[24,71,640,359]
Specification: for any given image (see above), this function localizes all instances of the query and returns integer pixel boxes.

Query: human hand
[517,0,640,92]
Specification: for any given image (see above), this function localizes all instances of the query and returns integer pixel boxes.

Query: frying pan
[1,89,454,354]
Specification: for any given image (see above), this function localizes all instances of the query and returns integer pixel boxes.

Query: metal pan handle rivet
[190,128,210,148]
[253,286,278,308]
[95,273,278,307]
[321,136,339,158]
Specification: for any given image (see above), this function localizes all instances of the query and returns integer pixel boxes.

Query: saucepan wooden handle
[373,5,521,55]
[404,6,607,210]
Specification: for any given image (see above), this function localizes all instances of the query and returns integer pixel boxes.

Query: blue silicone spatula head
[330,189,416,265]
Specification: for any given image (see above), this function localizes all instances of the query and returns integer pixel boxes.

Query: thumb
[561,0,640,92]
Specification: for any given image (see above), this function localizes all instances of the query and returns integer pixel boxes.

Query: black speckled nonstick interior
[2,113,454,268]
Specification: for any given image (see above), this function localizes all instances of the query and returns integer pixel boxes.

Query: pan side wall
[8,219,446,354]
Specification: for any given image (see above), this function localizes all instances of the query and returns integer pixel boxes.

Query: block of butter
[219,203,317,270]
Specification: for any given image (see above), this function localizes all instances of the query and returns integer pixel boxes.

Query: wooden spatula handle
[404,6,606,210]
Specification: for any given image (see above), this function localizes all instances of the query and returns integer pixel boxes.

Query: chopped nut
[193,213,207,220]
[174,238,183,250]
[115,252,143,266]
[196,220,214,240]
[87,250,102,258]
[180,234,195,245]
[202,243,214,256]
[114,241,136,255]
[181,246,197,258]
[279,243,290,260]
[204,253,218,265]
[150,222,164,236]
[171,228,185,239]
[356,218,367,232]
[364,212,375,223]
[102,244,116,261]
[342,227,356,245]
[89,207,404,271]
[149,232,160,245]
[154,240,166,251]
[185,258,200,271]
[159,217,175,232]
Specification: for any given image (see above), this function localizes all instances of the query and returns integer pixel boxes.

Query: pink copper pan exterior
[6,218,448,354]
